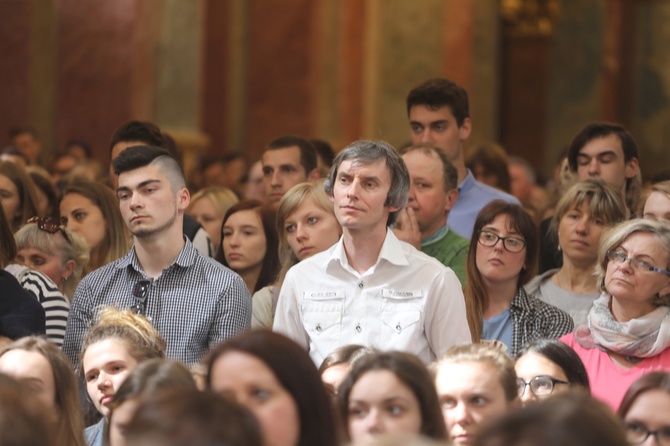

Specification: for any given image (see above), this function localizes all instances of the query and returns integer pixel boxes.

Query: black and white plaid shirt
[62,239,251,367]
[509,286,575,357]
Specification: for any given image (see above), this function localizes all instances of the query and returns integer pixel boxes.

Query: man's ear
[458,117,472,142]
[625,157,639,180]
[445,189,459,212]
[177,188,190,212]
[307,168,322,182]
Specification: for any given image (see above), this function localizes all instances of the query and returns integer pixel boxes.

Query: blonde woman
[187,186,239,253]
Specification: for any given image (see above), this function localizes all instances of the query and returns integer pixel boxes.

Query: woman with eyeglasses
[79,306,166,446]
[618,372,670,446]
[464,200,573,356]
[525,179,626,326]
[561,218,670,410]
[13,216,89,298]
[515,339,590,406]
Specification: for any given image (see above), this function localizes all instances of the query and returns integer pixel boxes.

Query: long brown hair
[464,200,538,341]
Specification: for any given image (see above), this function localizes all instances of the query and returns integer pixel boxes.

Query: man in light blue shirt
[406,78,519,239]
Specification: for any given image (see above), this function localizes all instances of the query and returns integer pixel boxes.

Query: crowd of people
[1,77,670,445]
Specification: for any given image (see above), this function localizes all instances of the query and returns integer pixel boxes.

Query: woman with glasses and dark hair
[79,307,166,446]
[464,200,573,356]
[561,218,670,410]
[13,216,89,298]
[514,339,590,406]
[618,372,670,446]
[525,179,626,326]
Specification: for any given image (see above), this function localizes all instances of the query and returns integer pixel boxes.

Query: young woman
[79,307,167,446]
[207,330,338,446]
[640,180,670,222]
[217,199,279,294]
[617,372,670,446]
[0,336,86,446]
[14,216,89,298]
[337,351,447,443]
[561,218,670,410]
[515,339,590,406]
[433,343,518,446]
[0,160,40,232]
[252,182,341,328]
[526,179,626,326]
[60,180,131,274]
[187,186,239,252]
[465,200,573,355]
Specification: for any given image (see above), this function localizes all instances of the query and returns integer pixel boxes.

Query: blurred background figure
[318,344,376,398]
[310,138,336,177]
[244,160,268,202]
[465,142,511,193]
[0,160,40,232]
[26,166,59,218]
[617,372,670,446]
[0,145,30,169]
[0,374,57,446]
[508,156,551,221]
[9,127,42,166]
[640,180,670,222]
[187,186,239,254]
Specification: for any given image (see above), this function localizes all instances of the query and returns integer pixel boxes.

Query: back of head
[206,329,338,446]
[0,373,56,446]
[338,351,448,441]
[406,78,469,126]
[124,388,263,446]
[473,392,628,446]
[567,122,638,172]
[435,343,518,403]
[112,145,185,191]
[110,121,165,153]
[324,139,409,226]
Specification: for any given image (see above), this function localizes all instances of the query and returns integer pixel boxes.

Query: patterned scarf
[574,292,670,358]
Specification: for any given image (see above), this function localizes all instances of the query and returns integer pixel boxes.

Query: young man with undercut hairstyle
[63,145,251,366]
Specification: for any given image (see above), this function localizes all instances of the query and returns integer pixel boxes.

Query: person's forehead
[338,158,389,177]
[578,134,624,156]
[262,146,301,165]
[403,151,443,176]
[118,163,165,186]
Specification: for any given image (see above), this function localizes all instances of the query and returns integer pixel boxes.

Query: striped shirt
[6,264,70,347]
[62,239,251,366]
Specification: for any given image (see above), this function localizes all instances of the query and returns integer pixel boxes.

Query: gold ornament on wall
[500,0,560,37]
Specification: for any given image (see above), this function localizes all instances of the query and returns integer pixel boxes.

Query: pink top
[561,333,670,411]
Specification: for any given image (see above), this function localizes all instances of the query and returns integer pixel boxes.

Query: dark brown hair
[617,371,670,417]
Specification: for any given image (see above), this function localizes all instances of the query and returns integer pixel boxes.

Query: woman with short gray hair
[561,218,670,411]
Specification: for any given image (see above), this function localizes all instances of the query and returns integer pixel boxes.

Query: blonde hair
[78,307,166,375]
[275,181,339,285]
[188,186,239,218]
[14,221,89,297]
[639,180,670,216]
[433,343,518,402]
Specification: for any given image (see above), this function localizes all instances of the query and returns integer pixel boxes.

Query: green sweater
[421,226,469,286]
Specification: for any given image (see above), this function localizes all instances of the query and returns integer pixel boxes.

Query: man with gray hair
[63,145,251,366]
[273,140,471,365]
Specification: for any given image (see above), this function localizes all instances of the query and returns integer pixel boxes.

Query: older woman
[561,219,670,410]
[525,179,626,326]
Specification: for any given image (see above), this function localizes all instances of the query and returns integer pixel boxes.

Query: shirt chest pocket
[301,291,345,339]
[380,288,423,338]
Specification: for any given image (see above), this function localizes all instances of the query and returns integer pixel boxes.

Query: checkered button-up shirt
[62,239,251,366]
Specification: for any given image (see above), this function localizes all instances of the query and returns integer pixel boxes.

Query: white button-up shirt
[273,230,471,365]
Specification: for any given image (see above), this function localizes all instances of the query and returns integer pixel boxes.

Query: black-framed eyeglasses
[516,375,570,398]
[477,230,526,253]
[625,422,670,445]
[26,216,71,244]
[130,280,150,315]
[607,249,670,276]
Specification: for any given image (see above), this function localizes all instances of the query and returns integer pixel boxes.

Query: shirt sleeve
[272,271,310,350]
[208,273,252,349]
[62,280,94,368]
[424,268,472,358]
[20,271,69,347]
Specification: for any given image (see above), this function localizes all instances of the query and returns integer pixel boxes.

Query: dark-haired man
[261,135,320,207]
[406,78,519,239]
[109,120,211,256]
[63,145,251,366]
